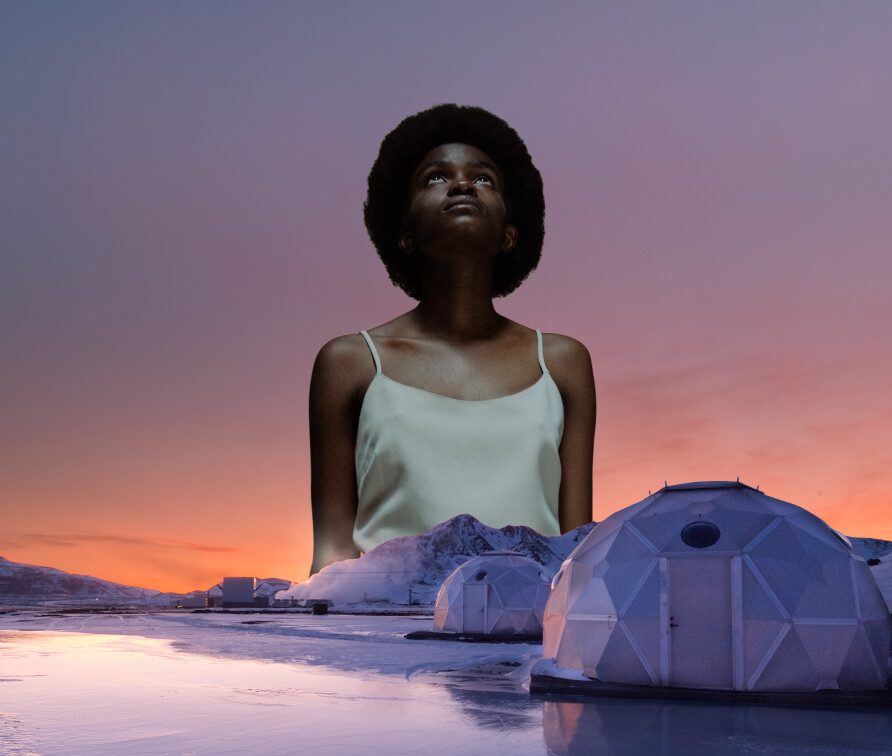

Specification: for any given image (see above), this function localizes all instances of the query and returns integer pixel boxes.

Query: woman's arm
[308,336,374,575]
[545,334,596,532]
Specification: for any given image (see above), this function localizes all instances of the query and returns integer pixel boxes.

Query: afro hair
[364,104,545,300]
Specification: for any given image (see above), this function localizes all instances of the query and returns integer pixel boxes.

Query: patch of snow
[530,656,590,681]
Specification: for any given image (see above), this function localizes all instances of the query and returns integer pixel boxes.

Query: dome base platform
[530,674,892,708]
[406,630,542,643]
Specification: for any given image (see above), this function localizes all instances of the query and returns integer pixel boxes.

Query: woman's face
[400,143,517,256]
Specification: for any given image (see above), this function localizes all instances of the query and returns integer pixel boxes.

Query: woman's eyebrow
[472,159,499,174]
[414,159,501,178]
[415,159,449,175]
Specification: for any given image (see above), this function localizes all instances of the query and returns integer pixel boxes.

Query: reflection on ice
[541,697,892,755]
[0,614,890,755]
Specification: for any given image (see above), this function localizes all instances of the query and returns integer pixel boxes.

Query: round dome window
[681,521,721,548]
[474,570,488,581]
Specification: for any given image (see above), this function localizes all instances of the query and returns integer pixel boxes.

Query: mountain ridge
[3,522,890,605]
[276,514,597,606]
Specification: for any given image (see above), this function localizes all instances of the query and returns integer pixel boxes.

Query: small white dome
[434,551,550,635]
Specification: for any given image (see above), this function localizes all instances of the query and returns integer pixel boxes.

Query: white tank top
[353,329,564,553]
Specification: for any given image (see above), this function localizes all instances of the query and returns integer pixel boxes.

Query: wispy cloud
[0,533,238,554]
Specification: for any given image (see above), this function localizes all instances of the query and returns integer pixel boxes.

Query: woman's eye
[425,174,445,185]
[474,175,493,185]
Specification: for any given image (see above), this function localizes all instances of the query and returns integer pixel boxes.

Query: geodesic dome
[434,551,550,635]
[543,482,891,692]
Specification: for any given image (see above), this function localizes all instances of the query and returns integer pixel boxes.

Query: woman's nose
[448,178,476,195]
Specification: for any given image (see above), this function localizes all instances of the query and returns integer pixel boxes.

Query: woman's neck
[412,290,503,341]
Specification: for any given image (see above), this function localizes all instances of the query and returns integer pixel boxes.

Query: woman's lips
[443,198,483,211]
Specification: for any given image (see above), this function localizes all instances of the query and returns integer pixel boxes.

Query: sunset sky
[2,2,890,593]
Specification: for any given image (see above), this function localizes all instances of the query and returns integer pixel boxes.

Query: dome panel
[685,501,715,516]
[717,511,778,550]
[741,558,788,620]
[790,523,852,564]
[566,560,594,598]
[853,562,890,622]
[741,559,791,687]
[545,570,572,618]
[747,556,812,617]
[491,608,532,634]
[594,623,654,685]
[785,510,854,554]
[793,623,858,683]
[749,628,820,692]
[620,559,659,618]
[555,617,612,673]
[603,560,656,613]
[621,563,661,676]
[604,524,658,563]
[631,512,693,551]
[861,618,892,681]
[520,609,546,635]
[747,522,821,615]
[571,521,626,563]
[542,612,567,659]
[793,567,855,619]
[743,619,788,687]
[566,577,615,617]
[835,627,887,690]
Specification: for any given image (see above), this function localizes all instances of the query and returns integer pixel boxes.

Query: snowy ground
[0,610,890,755]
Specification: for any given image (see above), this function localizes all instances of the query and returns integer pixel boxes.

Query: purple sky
[2,2,891,591]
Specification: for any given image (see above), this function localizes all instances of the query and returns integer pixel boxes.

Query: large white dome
[543,482,891,692]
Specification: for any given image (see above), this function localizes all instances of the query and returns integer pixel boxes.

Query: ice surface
[0,611,890,755]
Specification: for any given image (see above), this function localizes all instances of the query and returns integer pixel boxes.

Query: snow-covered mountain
[848,537,892,560]
[0,556,159,601]
[276,514,596,607]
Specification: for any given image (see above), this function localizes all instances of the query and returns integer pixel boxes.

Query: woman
[309,104,595,575]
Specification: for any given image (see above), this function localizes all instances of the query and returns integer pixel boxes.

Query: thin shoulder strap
[536,329,549,374]
[359,331,382,374]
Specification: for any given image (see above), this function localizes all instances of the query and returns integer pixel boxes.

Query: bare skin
[309,144,596,575]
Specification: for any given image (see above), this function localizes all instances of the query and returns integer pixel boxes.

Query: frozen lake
[0,610,889,755]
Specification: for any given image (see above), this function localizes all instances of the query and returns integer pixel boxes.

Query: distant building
[222,577,256,608]
[207,582,223,607]
[177,594,208,609]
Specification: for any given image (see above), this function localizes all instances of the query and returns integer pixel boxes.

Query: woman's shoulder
[541,331,591,362]
[540,331,595,394]
[315,332,372,364]
[312,333,378,394]
[542,333,591,370]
